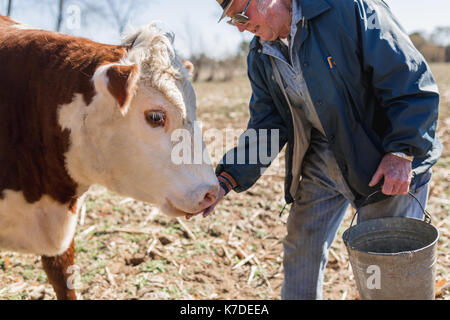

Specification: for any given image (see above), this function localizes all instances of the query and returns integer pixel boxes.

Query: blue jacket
[216,0,442,207]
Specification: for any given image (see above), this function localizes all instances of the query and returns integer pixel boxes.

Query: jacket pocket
[330,63,364,125]
[352,124,383,183]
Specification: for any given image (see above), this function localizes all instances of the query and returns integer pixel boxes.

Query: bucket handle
[344,191,432,244]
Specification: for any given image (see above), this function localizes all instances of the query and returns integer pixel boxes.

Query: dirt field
[0,63,449,300]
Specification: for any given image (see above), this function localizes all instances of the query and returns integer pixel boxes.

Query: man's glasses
[227,0,252,26]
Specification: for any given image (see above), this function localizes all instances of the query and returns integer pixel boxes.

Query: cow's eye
[145,110,166,128]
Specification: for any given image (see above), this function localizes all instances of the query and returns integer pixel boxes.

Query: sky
[3,0,450,59]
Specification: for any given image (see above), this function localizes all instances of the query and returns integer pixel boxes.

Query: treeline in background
[2,0,449,83]
[410,28,450,63]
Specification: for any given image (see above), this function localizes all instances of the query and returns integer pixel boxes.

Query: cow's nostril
[200,186,219,208]
[204,192,216,205]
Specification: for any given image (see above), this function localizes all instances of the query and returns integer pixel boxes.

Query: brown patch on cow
[106,64,139,113]
[0,15,15,26]
[0,15,128,205]
[41,239,77,300]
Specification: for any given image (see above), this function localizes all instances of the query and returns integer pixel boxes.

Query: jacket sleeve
[355,0,440,158]
[215,51,288,193]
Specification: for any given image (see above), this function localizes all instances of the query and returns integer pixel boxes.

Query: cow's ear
[182,60,195,78]
[94,64,139,116]
[106,64,139,116]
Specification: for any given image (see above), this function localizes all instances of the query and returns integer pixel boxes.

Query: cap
[216,0,235,22]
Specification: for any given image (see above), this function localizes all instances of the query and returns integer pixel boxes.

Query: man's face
[227,0,291,41]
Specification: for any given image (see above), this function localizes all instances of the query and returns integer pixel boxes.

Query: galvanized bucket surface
[343,192,439,300]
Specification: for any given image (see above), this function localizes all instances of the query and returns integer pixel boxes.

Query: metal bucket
[343,192,439,300]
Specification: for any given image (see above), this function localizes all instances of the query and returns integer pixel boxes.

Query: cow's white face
[60,26,219,217]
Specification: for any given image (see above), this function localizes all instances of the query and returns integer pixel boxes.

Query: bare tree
[410,29,450,63]
[106,0,133,35]
[430,26,450,46]
[56,0,65,31]
[49,0,104,33]
[7,0,12,16]
[105,0,147,35]
[410,32,428,51]
[179,18,210,82]
[45,0,149,35]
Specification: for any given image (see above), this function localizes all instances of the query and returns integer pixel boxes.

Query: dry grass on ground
[0,64,449,300]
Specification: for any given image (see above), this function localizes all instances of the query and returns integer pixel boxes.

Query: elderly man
[197,0,441,299]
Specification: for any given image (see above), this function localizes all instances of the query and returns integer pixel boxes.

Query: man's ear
[93,64,139,116]
[182,60,195,79]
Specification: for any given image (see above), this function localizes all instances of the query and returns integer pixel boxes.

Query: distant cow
[0,15,219,299]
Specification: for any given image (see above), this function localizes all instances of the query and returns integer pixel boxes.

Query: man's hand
[369,153,412,195]
[186,186,226,220]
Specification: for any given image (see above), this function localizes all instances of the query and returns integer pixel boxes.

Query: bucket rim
[342,216,440,256]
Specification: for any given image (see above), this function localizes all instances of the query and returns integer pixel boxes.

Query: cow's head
[62,24,219,217]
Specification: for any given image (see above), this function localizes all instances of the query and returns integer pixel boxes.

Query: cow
[0,15,219,299]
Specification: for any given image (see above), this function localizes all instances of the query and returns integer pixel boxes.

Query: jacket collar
[291,0,303,27]
[299,0,331,20]
[249,0,332,50]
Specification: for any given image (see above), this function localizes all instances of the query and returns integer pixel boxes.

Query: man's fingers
[369,167,383,187]
[396,181,410,195]
[371,153,413,195]
[381,179,395,195]
[399,181,409,195]
[187,199,219,219]
[202,205,216,218]
[383,175,411,195]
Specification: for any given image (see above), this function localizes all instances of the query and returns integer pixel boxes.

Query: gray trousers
[281,133,431,300]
